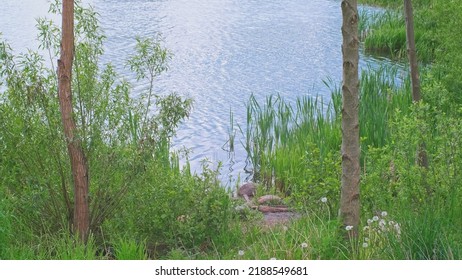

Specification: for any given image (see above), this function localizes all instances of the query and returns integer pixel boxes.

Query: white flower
[363,226,370,231]
[345,225,354,231]
[321,197,328,203]
[362,242,369,248]
[367,219,373,225]
[270,257,277,260]
[364,237,370,242]
[379,219,386,227]
[372,216,379,221]
[381,211,388,217]
[388,220,395,226]
[238,250,245,256]
[301,242,308,248]
[394,223,401,235]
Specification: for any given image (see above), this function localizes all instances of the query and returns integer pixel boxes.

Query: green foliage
[2,0,462,260]
[359,65,412,149]
[0,0,198,257]
[363,11,407,58]
[359,0,433,9]
[105,160,234,253]
[1,230,98,260]
[359,3,436,62]
[427,1,462,109]
[0,195,12,259]
[241,93,341,198]
[45,232,98,260]
[241,65,410,210]
[112,237,148,260]
[209,215,343,260]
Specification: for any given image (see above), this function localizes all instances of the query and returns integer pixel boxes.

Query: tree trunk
[404,0,428,169]
[404,0,421,102]
[58,0,90,242]
[340,0,360,238]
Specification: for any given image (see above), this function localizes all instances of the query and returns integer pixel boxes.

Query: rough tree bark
[340,0,360,238]
[404,0,428,169]
[404,0,421,102]
[58,0,90,242]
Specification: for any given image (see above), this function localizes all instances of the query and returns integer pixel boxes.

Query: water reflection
[0,0,402,186]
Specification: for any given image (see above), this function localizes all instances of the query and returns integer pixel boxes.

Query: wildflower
[345,225,354,231]
[372,216,379,221]
[394,223,401,235]
[177,215,187,222]
[301,242,308,248]
[388,220,395,226]
[363,226,369,231]
[238,250,245,256]
[367,219,373,225]
[381,211,388,217]
[362,242,369,248]
[379,219,386,228]
[321,197,328,203]
[364,237,370,242]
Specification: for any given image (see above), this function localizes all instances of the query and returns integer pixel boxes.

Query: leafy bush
[0,0,219,257]
[104,161,233,254]
[0,194,12,259]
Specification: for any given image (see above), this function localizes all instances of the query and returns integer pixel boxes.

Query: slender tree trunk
[340,0,360,238]
[58,0,90,242]
[404,0,428,169]
[404,0,421,102]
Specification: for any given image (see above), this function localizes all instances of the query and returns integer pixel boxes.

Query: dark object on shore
[237,182,256,202]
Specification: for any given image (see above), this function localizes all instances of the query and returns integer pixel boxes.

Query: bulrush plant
[363,10,408,59]
[359,0,436,62]
[241,64,410,209]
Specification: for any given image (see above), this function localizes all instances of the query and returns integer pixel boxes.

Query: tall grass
[241,65,411,199]
[112,237,148,260]
[0,195,12,259]
[359,2,434,62]
[359,0,433,9]
[361,10,407,58]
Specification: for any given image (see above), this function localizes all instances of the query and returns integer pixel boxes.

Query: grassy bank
[1,0,462,260]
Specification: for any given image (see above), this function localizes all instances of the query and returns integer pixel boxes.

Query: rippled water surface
[1,0,394,185]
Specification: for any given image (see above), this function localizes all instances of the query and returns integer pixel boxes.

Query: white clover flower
[372,216,379,221]
[238,250,245,256]
[364,237,370,242]
[301,242,308,248]
[367,219,373,225]
[321,197,328,203]
[362,242,369,248]
[345,225,354,231]
[363,226,370,231]
[381,211,388,217]
[388,220,395,226]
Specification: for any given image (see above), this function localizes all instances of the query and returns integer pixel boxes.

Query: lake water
[0,0,396,186]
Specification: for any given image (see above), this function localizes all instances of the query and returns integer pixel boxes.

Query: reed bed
[241,65,411,195]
